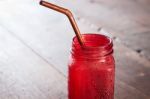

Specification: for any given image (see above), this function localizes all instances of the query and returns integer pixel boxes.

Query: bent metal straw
[40,0,84,46]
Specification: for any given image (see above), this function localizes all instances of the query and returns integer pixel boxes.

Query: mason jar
[68,34,115,99]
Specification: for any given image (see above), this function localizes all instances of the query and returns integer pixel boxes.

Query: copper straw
[40,0,84,46]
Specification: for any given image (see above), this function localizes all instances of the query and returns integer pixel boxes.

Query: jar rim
[73,33,113,50]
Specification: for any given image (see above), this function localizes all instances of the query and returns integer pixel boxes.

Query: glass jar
[68,34,115,99]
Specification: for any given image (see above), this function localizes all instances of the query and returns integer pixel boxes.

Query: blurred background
[0,0,149,99]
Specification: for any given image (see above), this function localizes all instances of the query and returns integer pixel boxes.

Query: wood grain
[0,24,67,99]
[59,0,150,60]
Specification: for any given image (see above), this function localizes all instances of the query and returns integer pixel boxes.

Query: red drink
[68,34,115,99]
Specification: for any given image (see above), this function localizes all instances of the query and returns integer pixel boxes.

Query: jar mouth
[73,33,112,49]
[72,34,113,59]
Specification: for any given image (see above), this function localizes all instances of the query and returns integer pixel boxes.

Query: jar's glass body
[68,34,115,99]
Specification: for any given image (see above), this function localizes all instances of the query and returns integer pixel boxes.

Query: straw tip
[39,0,44,5]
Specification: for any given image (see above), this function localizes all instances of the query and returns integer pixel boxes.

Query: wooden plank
[0,26,67,98]
[0,0,99,75]
[0,0,75,75]
[119,32,150,60]
[58,0,150,33]
[115,80,149,99]
[59,0,150,60]
[114,41,150,97]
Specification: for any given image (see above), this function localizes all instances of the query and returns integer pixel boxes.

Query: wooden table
[0,0,149,99]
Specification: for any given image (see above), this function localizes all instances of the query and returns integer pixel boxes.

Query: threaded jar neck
[71,34,113,60]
